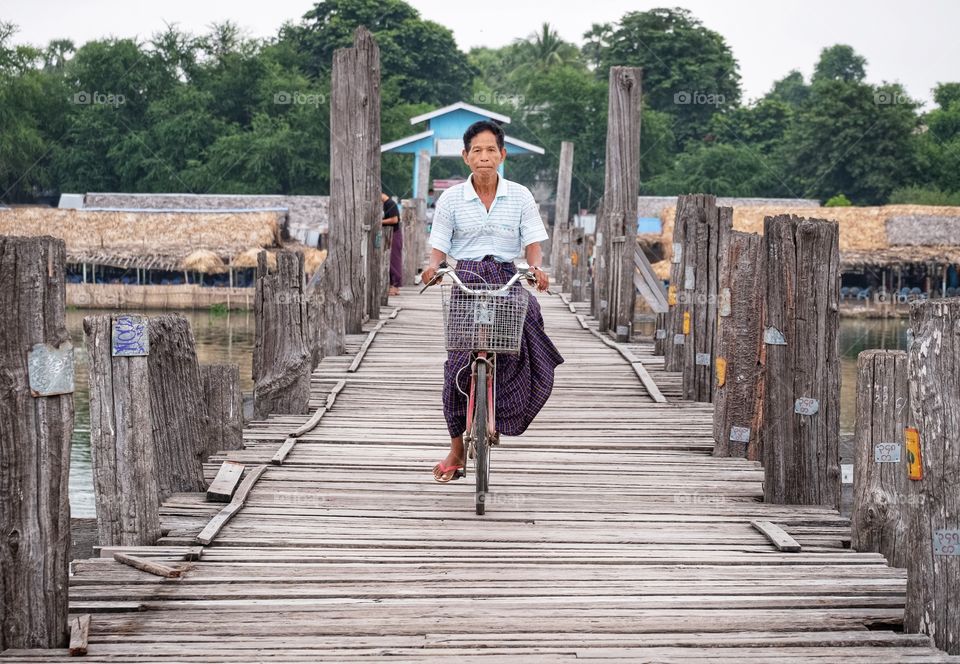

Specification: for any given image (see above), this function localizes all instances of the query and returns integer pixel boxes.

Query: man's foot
[433,447,465,482]
[388,286,400,296]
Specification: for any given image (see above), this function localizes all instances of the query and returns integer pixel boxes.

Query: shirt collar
[463,173,509,201]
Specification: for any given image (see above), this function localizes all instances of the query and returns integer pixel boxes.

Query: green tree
[812,44,866,84]
[290,0,473,105]
[783,78,919,203]
[585,7,741,145]
[766,70,809,107]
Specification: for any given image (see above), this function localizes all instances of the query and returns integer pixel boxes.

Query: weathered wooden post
[850,350,910,568]
[200,363,244,456]
[417,149,430,207]
[84,314,162,546]
[591,196,605,321]
[253,250,310,420]
[712,230,765,459]
[665,195,713,372]
[147,313,209,499]
[762,214,841,509]
[551,141,574,291]
[904,298,960,654]
[653,312,666,356]
[401,199,419,285]
[598,66,641,342]
[0,236,73,650]
[328,26,380,332]
[570,226,586,302]
[682,205,731,402]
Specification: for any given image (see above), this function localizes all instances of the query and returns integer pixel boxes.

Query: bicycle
[420,261,545,515]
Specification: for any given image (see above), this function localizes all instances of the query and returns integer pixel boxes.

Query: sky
[5,0,957,106]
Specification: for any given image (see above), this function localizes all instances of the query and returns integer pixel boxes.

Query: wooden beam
[751,520,802,553]
[112,552,182,578]
[196,465,268,545]
[206,460,246,503]
[68,614,90,656]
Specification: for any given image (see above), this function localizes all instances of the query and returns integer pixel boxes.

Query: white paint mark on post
[684,266,695,290]
[729,426,750,443]
[841,464,853,484]
[719,288,731,317]
[673,334,685,345]
[695,353,710,366]
[764,326,787,345]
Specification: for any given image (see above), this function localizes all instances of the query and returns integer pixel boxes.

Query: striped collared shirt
[429,173,548,262]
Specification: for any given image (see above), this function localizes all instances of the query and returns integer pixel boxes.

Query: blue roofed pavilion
[380,101,545,197]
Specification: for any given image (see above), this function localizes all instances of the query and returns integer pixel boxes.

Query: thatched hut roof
[0,207,283,273]
[180,249,226,274]
[658,204,960,269]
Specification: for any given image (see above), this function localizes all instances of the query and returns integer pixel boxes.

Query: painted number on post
[933,530,960,556]
[874,443,901,463]
[794,397,819,416]
[112,315,149,356]
[27,342,75,397]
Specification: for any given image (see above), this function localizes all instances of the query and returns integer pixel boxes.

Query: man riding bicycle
[421,119,565,483]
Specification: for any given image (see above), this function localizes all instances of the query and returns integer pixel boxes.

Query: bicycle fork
[464,352,496,458]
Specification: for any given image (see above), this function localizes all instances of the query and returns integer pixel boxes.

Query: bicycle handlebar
[419,262,552,296]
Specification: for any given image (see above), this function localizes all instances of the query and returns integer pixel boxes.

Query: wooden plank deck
[4,285,958,662]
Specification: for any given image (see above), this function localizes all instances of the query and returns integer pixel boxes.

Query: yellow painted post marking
[905,427,922,480]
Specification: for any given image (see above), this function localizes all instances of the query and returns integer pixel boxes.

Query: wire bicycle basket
[440,282,529,354]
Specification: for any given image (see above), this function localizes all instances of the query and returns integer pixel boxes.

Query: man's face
[462,130,506,176]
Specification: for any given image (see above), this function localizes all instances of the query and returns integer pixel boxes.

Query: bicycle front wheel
[473,361,491,515]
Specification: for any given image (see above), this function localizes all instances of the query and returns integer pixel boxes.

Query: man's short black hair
[463,120,505,151]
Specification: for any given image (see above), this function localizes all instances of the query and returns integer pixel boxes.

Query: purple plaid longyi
[442,258,564,438]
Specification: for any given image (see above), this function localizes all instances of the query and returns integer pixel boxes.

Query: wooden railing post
[905,298,960,655]
[712,230,765,459]
[329,26,380,332]
[147,313,209,499]
[551,141,574,292]
[253,250,310,420]
[0,236,74,650]
[83,314,162,547]
[665,194,713,373]
[762,214,841,509]
[200,363,244,456]
[682,205,731,402]
[590,196,606,323]
[598,66,641,342]
[401,199,420,285]
[850,349,910,568]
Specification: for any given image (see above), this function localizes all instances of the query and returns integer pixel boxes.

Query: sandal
[433,460,465,483]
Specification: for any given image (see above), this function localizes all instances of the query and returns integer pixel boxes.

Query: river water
[65,313,908,517]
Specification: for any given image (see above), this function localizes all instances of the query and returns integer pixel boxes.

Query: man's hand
[422,264,442,286]
[531,266,549,292]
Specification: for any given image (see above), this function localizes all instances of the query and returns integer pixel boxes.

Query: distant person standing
[381,192,402,296]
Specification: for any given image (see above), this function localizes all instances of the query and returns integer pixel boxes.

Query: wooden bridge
[4,283,957,663]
